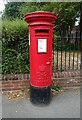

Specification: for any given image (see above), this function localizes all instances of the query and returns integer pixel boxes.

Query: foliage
[53,41,79,51]
[3,2,80,32]
[2,2,25,20]
[53,29,80,51]
[2,19,29,74]
[52,3,80,30]
[52,82,62,91]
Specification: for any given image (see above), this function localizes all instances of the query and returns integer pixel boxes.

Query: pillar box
[24,11,56,104]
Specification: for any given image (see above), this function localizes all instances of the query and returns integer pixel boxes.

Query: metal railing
[52,29,82,72]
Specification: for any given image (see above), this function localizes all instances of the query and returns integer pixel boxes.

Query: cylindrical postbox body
[24,11,56,104]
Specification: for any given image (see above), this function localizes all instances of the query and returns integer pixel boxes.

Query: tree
[19,2,80,35]
[3,2,80,35]
[52,3,80,36]
[2,2,25,20]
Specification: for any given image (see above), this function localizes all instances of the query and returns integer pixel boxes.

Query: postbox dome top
[24,11,56,25]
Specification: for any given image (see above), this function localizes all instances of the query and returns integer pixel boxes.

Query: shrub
[2,19,29,74]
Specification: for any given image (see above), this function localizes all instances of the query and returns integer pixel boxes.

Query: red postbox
[24,11,56,104]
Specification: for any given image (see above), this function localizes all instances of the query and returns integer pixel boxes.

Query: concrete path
[2,88,80,118]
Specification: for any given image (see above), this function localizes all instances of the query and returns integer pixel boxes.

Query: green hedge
[2,19,29,74]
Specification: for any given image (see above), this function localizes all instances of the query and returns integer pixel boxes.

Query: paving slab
[2,88,80,118]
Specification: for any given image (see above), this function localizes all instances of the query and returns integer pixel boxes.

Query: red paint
[24,11,56,87]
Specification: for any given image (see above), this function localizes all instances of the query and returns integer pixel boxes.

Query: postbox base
[30,85,51,105]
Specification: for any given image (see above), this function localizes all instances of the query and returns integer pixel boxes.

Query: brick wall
[1,80,29,91]
[0,70,82,91]
[52,70,81,87]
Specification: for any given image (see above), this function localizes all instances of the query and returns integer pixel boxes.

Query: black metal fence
[52,28,82,72]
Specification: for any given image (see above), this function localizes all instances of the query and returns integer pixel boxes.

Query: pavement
[2,88,80,118]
